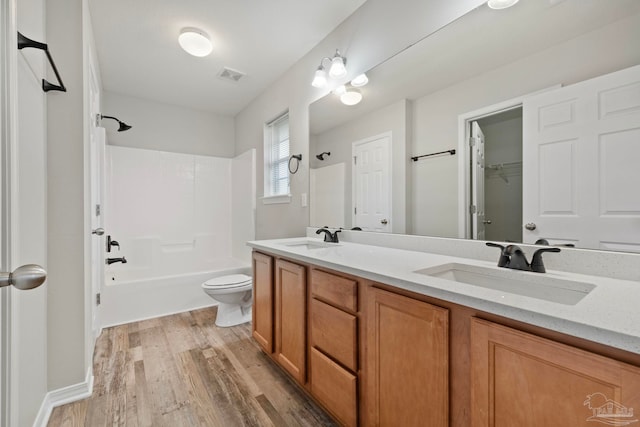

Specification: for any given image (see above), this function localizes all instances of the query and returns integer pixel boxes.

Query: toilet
[202,273,253,327]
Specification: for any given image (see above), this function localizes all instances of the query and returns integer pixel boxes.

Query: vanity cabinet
[364,287,449,427]
[309,269,359,426]
[274,258,307,384]
[470,318,640,427]
[252,249,640,427]
[252,251,274,352]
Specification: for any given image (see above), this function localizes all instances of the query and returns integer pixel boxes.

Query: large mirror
[309,0,640,252]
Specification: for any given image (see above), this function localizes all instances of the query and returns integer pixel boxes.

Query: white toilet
[202,273,253,327]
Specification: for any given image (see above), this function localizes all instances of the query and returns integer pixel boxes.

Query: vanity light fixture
[487,0,519,10]
[351,73,369,87]
[311,49,347,88]
[178,27,213,57]
[340,88,362,106]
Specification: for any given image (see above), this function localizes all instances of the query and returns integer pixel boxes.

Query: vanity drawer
[310,298,358,371]
[310,347,357,427]
[311,269,357,312]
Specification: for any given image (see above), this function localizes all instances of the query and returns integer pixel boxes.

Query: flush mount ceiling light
[351,73,369,87]
[340,88,362,106]
[311,49,347,88]
[487,0,519,9]
[178,27,213,57]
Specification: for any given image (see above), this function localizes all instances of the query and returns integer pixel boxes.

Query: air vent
[218,67,246,82]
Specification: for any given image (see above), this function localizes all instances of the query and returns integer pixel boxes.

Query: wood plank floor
[48,307,337,427]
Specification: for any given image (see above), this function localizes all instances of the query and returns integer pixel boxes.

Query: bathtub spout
[106,257,127,265]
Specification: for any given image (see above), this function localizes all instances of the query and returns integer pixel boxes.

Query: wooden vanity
[252,250,640,427]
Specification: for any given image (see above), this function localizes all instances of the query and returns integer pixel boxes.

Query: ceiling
[310,0,640,134]
[88,0,367,116]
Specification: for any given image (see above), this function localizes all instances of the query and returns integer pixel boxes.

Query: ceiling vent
[218,67,246,83]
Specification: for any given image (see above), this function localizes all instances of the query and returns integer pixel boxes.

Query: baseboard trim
[33,368,94,427]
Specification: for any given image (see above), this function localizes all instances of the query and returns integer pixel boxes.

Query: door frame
[1,0,19,423]
[457,86,560,239]
[351,131,393,231]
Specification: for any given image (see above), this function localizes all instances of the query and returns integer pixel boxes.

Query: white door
[523,64,640,251]
[89,63,105,340]
[1,0,49,423]
[471,121,486,240]
[352,133,392,232]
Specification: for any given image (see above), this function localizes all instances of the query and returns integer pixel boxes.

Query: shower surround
[102,146,255,326]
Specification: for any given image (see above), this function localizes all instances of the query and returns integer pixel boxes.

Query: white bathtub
[101,258,251,327]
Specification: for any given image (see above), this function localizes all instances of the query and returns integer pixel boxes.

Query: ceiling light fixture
[487,0,519,10]
[340,88,362,106]
[178,27,213,57]
[351,73,369,87]
[311,49,347,88]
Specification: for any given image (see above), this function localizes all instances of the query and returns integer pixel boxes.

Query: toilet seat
[202,273,252,289]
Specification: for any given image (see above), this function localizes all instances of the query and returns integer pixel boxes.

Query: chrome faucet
[316,227,341,243]
[486,242,560,273]
[106,257,127,265]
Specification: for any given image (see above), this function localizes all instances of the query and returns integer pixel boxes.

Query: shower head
[100,114,132,132]
[316,151,331,161]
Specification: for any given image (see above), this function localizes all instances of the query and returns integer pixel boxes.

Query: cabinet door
[275,259,307,383]
[252,252,273,352]
[471,318,640,427]
[365,287,449,427]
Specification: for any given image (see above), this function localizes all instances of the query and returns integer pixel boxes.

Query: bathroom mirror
[309,0,640,252]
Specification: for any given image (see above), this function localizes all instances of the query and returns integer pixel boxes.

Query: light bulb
[311,67,328,88]
[329,55,347,79]
[351,73,369,87]
[333,85,346,96]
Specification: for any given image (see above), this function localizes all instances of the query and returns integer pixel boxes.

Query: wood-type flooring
[48,307,336,427]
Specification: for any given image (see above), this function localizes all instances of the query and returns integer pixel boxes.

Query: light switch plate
[301,193,308,207]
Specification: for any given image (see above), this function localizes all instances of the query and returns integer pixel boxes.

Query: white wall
[235,0,486,239]
[310,99,410,233]
[411,13,640,237]
[103,91,235,157]
[479,112,523,243]
[231,149,257,262]
[47,0,88,393]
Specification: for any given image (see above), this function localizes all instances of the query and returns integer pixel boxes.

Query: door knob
[381,219,388,225]
[0,264,47,290]
[92,228,105,235]
[483,220,492,224]
[524,223,537,231]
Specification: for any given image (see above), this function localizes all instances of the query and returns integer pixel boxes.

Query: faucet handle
[530,247,560,273]
[486,242,509,267]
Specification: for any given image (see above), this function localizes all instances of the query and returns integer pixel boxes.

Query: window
[264,112,290,202]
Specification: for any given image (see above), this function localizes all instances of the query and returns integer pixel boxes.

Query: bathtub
[101,258,251,327]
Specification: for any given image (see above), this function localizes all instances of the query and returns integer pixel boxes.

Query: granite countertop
[248,237,640,354]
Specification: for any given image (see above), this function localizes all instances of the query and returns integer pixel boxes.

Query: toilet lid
[203,273,252,289]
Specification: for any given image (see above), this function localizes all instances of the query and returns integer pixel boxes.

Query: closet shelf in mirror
[411,149,456,162]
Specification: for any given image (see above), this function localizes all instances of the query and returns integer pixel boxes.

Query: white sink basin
[415,263,595,305]
[282,240,341,250]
